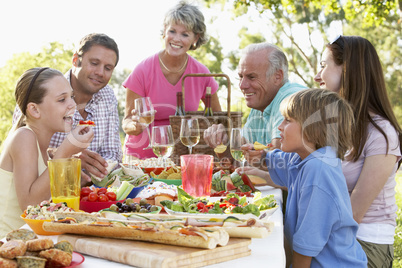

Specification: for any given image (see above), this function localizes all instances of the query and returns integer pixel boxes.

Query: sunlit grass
[394,172,402,267]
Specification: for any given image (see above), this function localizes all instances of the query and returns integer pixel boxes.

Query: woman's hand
[122,109,147,136]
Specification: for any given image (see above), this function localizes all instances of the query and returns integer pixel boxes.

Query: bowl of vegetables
[79,186,124,213]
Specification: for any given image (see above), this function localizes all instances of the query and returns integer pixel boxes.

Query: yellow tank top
[0,127,47,237]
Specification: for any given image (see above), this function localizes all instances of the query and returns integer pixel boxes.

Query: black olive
[116,202,122,208]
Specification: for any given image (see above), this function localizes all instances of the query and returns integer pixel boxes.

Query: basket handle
[181,73,231,118]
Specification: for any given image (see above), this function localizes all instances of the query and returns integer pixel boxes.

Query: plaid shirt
[13,70,122,163]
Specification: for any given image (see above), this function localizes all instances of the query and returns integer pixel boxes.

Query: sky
[0,0,341,108]
[0,0,243,73]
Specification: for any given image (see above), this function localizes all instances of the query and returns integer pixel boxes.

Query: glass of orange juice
[48,158,81,210]
[180,154,213,197]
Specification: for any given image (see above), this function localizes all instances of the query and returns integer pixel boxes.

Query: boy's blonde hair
[280,88,354,160]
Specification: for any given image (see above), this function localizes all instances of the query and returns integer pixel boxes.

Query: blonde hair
[162,1,207,50]
[280,88,354,159]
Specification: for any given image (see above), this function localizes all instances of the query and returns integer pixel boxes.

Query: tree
[0,42,74,146]
[202,0,402,125]
[0,42,131,147]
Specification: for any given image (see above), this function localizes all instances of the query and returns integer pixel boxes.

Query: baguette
[99,212,274,239]
[42,221,228,249]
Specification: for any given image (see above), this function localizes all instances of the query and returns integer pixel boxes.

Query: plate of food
[161,188,278,221]
[163,206,278,220]
[67,252,85,267]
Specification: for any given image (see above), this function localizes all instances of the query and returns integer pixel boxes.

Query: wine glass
[230,128,246,168]
[180,118,200,154]
[151,125,174,167]
[135,97,155,150]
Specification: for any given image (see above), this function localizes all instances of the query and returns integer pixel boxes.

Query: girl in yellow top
[0,67,94,237]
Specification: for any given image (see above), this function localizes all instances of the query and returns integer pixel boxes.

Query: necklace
[159,54,188,74]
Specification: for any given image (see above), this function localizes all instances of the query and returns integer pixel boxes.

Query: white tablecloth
[7,186,285,268]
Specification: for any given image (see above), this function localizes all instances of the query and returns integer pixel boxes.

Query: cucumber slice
[223,216,241,223]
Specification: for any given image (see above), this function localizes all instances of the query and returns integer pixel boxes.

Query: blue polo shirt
[244,82,306,144]
[266,147,367,267]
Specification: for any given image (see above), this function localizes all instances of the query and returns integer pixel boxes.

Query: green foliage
[394,172,402,267]
[0,41,134,148]
[203,0,402,125]
[0,42,74,146]
[189,35,227,89]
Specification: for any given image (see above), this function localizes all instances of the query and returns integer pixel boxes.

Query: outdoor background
[0,0,401,266]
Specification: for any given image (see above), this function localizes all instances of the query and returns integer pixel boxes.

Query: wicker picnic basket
[169,73,242,164]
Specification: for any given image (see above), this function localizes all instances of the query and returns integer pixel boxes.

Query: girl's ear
[26,103,41,119]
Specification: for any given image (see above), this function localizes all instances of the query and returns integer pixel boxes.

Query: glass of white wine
[230,128,246,168]
[135,97,155,150]
[151,125,174,167]
[180,118,200,155]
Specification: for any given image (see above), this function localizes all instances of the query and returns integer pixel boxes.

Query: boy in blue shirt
[241,88,367,267]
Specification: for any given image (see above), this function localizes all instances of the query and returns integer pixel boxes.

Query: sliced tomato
[200,206,209,213]
[179,228,198,236]
[196,202,205,210]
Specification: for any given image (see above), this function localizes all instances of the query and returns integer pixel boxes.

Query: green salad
[161,187,277,217]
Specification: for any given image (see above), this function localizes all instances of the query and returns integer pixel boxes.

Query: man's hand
[241,143,265,168]
[203,123,228,148]
[76,149,108,183]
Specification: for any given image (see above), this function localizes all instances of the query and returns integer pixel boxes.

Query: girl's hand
[55,125,94,158]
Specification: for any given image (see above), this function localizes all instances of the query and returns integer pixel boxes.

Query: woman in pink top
[122,1,221,159]
[315,35,402,267]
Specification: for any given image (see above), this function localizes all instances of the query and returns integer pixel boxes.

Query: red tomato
[97,188,107,195]
[106,192,116,201]
[98,194,109,202]
[80,187,92,197]
[196,202,205,210]
[200,206,209,213]
[81,196,89,202]
[88,192,98,202]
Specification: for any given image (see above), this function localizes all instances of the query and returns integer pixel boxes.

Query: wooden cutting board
[59,234,251,268]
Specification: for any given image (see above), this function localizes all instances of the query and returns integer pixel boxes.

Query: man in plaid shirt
[13,33,122,183]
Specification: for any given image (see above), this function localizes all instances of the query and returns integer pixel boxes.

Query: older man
[13,33,122,181]
[204,43,306,164]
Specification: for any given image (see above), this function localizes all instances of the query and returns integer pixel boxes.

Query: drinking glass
[135,97,155,150]
[48,158,81,210]
[180,118,200,155]
[151,125,174,167]
[181,154,213,197]
[230,128,246,168]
